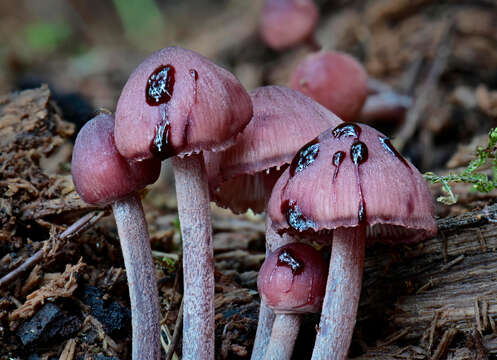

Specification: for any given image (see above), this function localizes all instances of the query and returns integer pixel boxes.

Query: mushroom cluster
[70,36,436,358]
[268,122,437,359]
[204,85,341,359]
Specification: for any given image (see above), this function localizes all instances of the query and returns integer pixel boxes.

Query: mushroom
[289,51,368,122]
[203,85,341,359]
[71,113,161,360]
[114,46,253,359]
[267,122,437,359]
[258,243,327,360]
[205,85,341,216]
[359,91,412,124]
[260,0,319,50]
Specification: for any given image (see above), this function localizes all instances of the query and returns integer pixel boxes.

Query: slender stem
[112,194,160,360]
[252,216,295,360]
[311,225,366,360]
[264,314,301,360]
[172,153,214,360]
[252,301,274,360]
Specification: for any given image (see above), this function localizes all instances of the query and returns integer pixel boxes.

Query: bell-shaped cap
[289,51,368,122]
[257,243,327,314]
[72,113,161,206]
[205,86,342,214]
[260,0,319,50]
[268,122,437,244]
[115,46,253,161]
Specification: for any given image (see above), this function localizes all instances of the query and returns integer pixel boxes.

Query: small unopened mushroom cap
[115,46,252,161]
[289,51,368,122]
[260,0,319,50]
[257,243,327,314]
[72,113,160,206]
[205,86,342,214]
[268,122,436,244]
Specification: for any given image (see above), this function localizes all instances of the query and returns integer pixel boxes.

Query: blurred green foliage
[173,216,182,243]
[24,21,72,53]
[112,0,167,51]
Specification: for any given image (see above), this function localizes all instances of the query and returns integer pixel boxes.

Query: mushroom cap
[204,86,342,214]
[268,122,437,244]
[260,0,319,50]
[289,51,368,122]
[257,243,327,314]
[359,91,412,124]
[72,113,161,206]
[206,169,284,214]
[115,46,253,161]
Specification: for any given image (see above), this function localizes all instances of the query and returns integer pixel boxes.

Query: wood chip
[9,259,85,321]
[59,338,77,360]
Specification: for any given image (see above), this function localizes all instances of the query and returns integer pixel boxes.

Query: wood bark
[354,204,497,359]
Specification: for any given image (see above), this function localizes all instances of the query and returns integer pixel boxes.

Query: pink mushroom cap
[72,113,160,206]
[204,86,342,214]
[257,243,327,314]
[115,46,253,161]
[260,0,319,50]
[289,51,368,122]
[268,122,437,244]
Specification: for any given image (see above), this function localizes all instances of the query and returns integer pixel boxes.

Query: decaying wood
[356,204,497,358]
[59,338,77,360]
[9,259,85,323]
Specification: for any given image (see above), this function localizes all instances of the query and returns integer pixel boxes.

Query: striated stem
[311,226,366,360]
[173,153,214,360]
[252,298,275,360]
[264,314,301,360]
[113,194,160,360]
[251,217,294,360]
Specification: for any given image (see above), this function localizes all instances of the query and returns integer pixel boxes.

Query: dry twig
[0,211,105,288]
[393,19,454,152]
[163,299,183,360]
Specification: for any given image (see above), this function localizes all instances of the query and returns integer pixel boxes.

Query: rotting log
[354,203,497,359]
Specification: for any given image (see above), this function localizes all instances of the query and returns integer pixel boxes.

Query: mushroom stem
[311,225,366,360]
[252,216,293,360]
[172,153,214,360]
[264,314,302,360]
[112,194,161,360]
[251,280,275,360]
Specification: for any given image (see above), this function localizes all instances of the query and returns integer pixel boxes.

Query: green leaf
[424,127,497,204]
